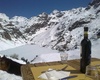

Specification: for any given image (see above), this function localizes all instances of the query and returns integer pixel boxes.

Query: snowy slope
[29,6,100,51]
[0,70,22,80]
[0,44,58,61]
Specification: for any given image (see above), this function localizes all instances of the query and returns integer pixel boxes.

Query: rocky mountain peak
[0,13,9,23]
[51,9,64,17]
[38,12,48,18]
[10,16,28,22]
[88,0,100,8]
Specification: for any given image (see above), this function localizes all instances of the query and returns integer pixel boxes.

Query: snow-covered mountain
[25,0,100,51]
[0,0,100,52]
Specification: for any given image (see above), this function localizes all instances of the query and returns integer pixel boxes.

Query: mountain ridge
[0,0,100,51]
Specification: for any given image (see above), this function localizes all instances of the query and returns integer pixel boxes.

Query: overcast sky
[0,0,92,18]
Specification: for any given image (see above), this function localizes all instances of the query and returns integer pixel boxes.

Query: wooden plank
[21,65,35,80]
[67,61,80,70]
[28,64,35,67]
[34,62,48,67]
[66,59,80,70]
[68,60,80,66]
[91,58,100,61]
[46,61,61,65]
[67,58,100,70]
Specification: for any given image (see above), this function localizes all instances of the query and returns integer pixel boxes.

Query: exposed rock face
[89,0,100,6]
